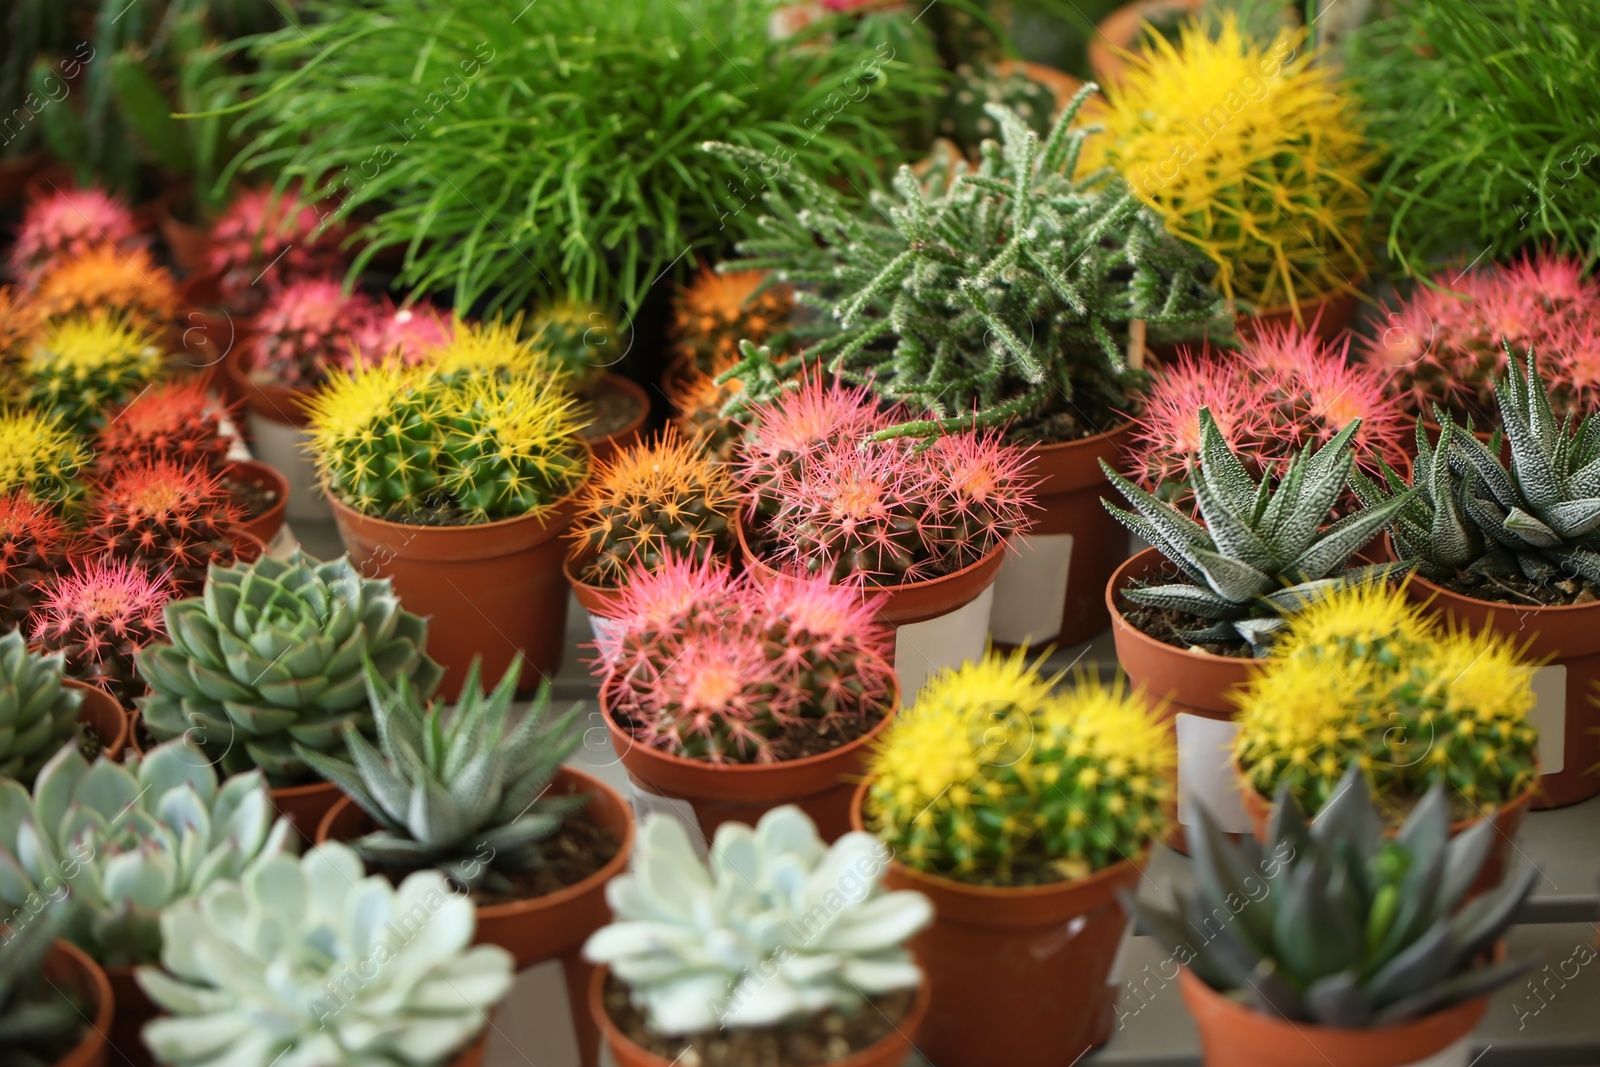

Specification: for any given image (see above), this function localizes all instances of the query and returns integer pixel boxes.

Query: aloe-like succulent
[0,738,293,967]
[296,657,586,893]
[0,629,84,786]
[137,842,514,1067]
[584,806,931,1035]
[1135,763,1534,1027]
[1102,410,1413,654]
[0,896,84,1067]
[136,551,444,785]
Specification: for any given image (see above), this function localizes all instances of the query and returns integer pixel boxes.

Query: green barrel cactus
[0,629,84,785]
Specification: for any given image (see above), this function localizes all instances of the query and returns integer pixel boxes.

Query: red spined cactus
[96,378,237,475]
[84,461,242,594]
[245,278,376,389]
[0,491,70,629]
[351,299,455,364]
[205,185,348,313]
[8,187,142,289]
[29,557,171,706]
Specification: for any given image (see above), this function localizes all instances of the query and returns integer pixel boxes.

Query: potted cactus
[352,297,455,366]
[851,649,1172,1067]
[596,556,898,841]
[0,629,128,781]
[196,185,350,319]
[28,559,172,710]
[1354,353,1600,807]
[733,374,1034,698]
[711,89,1224,651]
[0,409,92,515]
[18,314,166,435]
[564,431,738,653]
[30,247,180,336]
[0,737,294,1067]
[135,842,514,1067]
[308,656,633,1067]
[526,300,651,465]
[7,185,143,290]
[134,550,443,835]
[1138,766,1535,1067]
[666,264,792,384]
[0,491,71,630]
[584,806,932,1067]
[306,359,591,692]
[0,897,113,1067]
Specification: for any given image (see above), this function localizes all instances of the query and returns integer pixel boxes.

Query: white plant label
[627,780,707,859]
[1106,915,1138,988]
[894,582,996,703]
[1176,713,1250,833]
[988,533,1074,645]
[1529,664,1567,775]
[247,411,331,522]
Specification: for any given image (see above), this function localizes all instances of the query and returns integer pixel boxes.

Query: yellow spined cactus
[426,314,552,381]
[439,372,589,522]
[1088,16,1375,315]
[22,314,165,433]
[0,408,91,510]
[304,360,444,518]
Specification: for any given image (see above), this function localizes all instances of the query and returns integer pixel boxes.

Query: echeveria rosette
[0,629,84,785]
[135,551,444,785]
[137,842,514,1067]
[0,738,293,967]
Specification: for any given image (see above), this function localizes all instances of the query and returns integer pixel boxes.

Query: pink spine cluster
[8,188,141,288]
[246,278,376,388]
[351,299,456,364]
[206,185,348,311]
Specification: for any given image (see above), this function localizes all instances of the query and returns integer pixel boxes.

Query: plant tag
[586,611,623,666]
[1529,664,1566,775]
[894,582,996,703]
[627,781,708,859]
[1175,713,1250,833]
[988,533,1074,645]
[1106,916,1138,988]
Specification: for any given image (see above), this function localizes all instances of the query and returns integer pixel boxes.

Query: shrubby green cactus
[0,629,83,785]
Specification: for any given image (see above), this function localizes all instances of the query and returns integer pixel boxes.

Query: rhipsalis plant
[865,648,1172,885]
[0,629,84,785]
[1103,410,1413,655]
[708,89,1225,442]
[584,807,930,1035]
[0,897,85,1067]
[137,842,513,1067]
[1135,764,1534,1027]
[137,550,444,784]
[296,657,587,894]
[0,737,294,967]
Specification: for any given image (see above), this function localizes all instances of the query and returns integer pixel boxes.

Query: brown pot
[1179,963,1489,1067]
[271,779,343,846]
[848,780,1143,1067]
[325,455,589,698]
[318,767,635,1067]
[993,60,1085,116]
[989,422,1133,648]
[71,680,129,763]
[1404,567,1600,808]
[106,964,156,1067]
[1236,284,1364,347]
[225,459,290,546]
[46,938,114,1067]
[590,962,929,1067]
[0,151,47,211]
[584,374,651,468]
[222,346,312,429]
[600,680,897,844]
[1089,0,1205,86]
[657,351,699,415]
[156,193,211,274]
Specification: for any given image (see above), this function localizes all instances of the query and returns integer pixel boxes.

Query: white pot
[892,581,997,704]
[247,409,330,523]
[988,532,1075,646]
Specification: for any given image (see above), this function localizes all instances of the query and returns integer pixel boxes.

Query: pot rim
[52,938,115,1067]
[1400,543,1600,618]
[66,679,130,761]
[1106,545,1261,667]
[223,345,314,426]
[591,373,651,435]
[1241,274,1366,324]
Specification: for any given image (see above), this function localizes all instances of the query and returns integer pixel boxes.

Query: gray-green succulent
[135,550,444,785]
[0,738,293,967]
[1135,763,1534,1026]
[0,896,84,1067]
[137,841,514,1067]
[296,657,585,894]
[0,629,84,785]
[1102,409,1414,655]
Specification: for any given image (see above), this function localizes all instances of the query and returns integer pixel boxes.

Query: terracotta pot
[1089,0,1205,86]
[325,455,588,698]
[584,374,651,467]
[601,680,897,844]
[71,680,129,763]
[657,351,699,415]
[591,962,929,1067]
[1403,568,1600,808]
[445,1032,490,1067]
[39,938,114,1067]
[848,780,1143,1067]
[271,779,343,847]
[1235,284,1364,347]
[990,422,1133,648]
[225,459,290,546]
[106,964,156,1067]
[735,511,1005,701]
[178,272,243,407]
[0,151,47,211]
[1180,963,1490,1067]
[156,194,211,274]
[318,767,634,1067]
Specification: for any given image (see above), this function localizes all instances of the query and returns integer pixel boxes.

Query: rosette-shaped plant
[0,491,70,629]
[297,657,586,892]
[584,806,930,1035]
[0,629,84,785]
[30,559,171,706]
[96,378,235,475]
[136,842,513,1067]
[83,461,242,595]
[204,185,348,313]
[136,551,444,784]
[0,737,294,966]
[30,247,180,331]
[8,186,141,288]
[20,314,165,434]
[866,649,1172,884]
[1103,411,1413,655]
[0,898,83,1065]
[244,278,374,389]
[670,265,792,374]
[0,410,91,512]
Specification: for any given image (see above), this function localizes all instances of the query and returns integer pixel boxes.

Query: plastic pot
[583,374,651,467]
[272,779,343,848]
[318,767,635,1067]
[0,151,47,210]
[990,422,1133,648]
[1236,285,1363,347]
[848,780,1143,1067]
[106,964,155,1067]
[325,463,587,698]
[225,459,290,546]
[71,681,129,763]
[601,680,897,845]
[1180,963,1490,1067]
[46,938,114,1067]
[1089,0,1205,86]
[590,963,929,1067]
[1404,565,1600,808]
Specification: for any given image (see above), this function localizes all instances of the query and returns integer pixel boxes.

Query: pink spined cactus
[8,187,141,288]
[245,278,377,389]
[352,299,456,364]
[1129,350,1277,491]
[29,557,172,705]
[597,553,741,664]
[205,185,349,313]
[738,372,891,496]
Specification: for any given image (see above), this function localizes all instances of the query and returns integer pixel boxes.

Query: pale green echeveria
[0,628,84,785]
[584,805,931,1036]
[137,841,515,1067]
[136,550,444,786]
[0,737,293,967]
